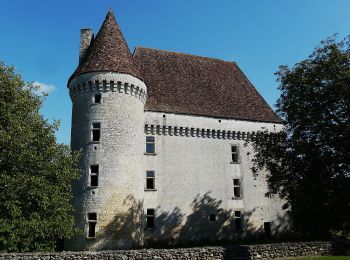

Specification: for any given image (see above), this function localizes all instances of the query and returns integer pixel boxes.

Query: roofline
[145,109,284,124]
[232,63,282,122]
[133,46,235,64]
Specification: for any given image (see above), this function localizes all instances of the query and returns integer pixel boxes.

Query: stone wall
[68,72,147,250]
[1,241,349,259]
[143,111,288,243]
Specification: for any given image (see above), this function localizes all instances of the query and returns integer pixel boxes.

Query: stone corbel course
[69,79,147,103]
[145,124,257,140]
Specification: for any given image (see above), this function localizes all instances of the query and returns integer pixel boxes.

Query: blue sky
[1,0,350,144]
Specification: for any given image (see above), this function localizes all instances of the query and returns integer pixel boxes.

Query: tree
[0,62,80,252]
[250,36,350,239]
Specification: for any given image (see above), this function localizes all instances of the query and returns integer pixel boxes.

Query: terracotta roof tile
[133,47,282,123]
[68,9,142,84]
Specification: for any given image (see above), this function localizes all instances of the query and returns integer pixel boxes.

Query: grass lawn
[288,257,350,260]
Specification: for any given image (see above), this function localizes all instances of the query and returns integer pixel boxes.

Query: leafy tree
[0,62,80,252]
[250,36,350,238]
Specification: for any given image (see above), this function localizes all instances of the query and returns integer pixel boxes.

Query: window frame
[87,212,97,238]
[145,136,155,154]
[209,214,217,222]
[145,170,156,191]
[234,210,243,231]
[146,208,155,230]
[233,178,242,199]
[89,165,99,187]
[93,93,102,104]
[91,122,101,142]
[264,221,272,237]
[231,144,240,163]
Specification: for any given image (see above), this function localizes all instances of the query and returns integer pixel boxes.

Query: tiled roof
[68,9,142,84]
[133,47,282,123]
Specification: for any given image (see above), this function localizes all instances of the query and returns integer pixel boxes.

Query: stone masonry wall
[68,72,147,250]
[1,241,349,260]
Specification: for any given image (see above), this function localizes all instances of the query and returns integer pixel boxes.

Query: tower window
[90,165,99,187]
[87,212,97,238]
[92,123,101,142]
[94,93,101,103]
[233,178,242,198]
[234,211,242,230]
[209,214,216,221]
[145,136,155,154]
[231,145,239,163]
[146,208,155,229]
[146,171,155,190]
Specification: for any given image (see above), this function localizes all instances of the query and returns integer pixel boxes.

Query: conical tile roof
[68,9,142,84]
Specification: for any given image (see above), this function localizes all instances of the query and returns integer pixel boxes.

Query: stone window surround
[145,170,156,191]
[232,178,243,200]
[86,212,97,238]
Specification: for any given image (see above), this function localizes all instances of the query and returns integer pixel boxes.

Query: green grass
[288,257,350,260]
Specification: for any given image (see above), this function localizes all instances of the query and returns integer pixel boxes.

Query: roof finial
[107,7,114,15]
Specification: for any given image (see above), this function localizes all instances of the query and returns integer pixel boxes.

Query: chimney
[79,28,93,64]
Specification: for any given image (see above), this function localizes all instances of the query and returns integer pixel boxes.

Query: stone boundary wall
[1,241,349,260]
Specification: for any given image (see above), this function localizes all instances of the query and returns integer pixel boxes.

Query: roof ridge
[134,46,235,64]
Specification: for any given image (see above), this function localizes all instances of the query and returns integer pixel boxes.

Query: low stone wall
[0,241,349,259]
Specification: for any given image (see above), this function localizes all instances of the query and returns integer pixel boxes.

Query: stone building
[66,9,288,250]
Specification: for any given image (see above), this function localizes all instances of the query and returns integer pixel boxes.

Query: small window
[92,123,101,142]
[264,222,271,237]
[146,136,155,154]
[146,171,155,190]
[87,212,97,238]
[233,178,242,198]
[209,214,216,221]
[90,165,99,187]
[94,94,101,104]
[234,211,242,230]
[231,145,239,163]
[146,208,155,229]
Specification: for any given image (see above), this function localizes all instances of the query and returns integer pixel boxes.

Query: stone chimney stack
[79,28,93,64]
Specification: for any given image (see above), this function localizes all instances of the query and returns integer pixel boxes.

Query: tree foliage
[0,62,80,252]
[250,36,350,238]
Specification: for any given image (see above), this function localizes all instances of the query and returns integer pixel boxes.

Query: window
[146,136,155,154]
[146,171,155,190]
[231,145,239,163]
[233,178,242,198]
[92,123,101,142]
[264,222,271,237]
[87,212,97,238]
[209,214,216,221]
[90,165,99,187]
[146,208,155,229]
[234,211,242,230]
[94,94,101,103]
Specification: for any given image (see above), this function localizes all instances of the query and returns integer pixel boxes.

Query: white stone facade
[68,72,147,250]
[67,71,288,250]
[143,112,287,244]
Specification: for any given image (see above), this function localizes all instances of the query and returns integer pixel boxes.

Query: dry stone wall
[1,241,349,260]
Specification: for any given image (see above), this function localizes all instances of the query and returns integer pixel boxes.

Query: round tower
[66,10,146,250]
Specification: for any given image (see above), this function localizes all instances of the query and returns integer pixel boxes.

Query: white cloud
[32,81,56,95]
